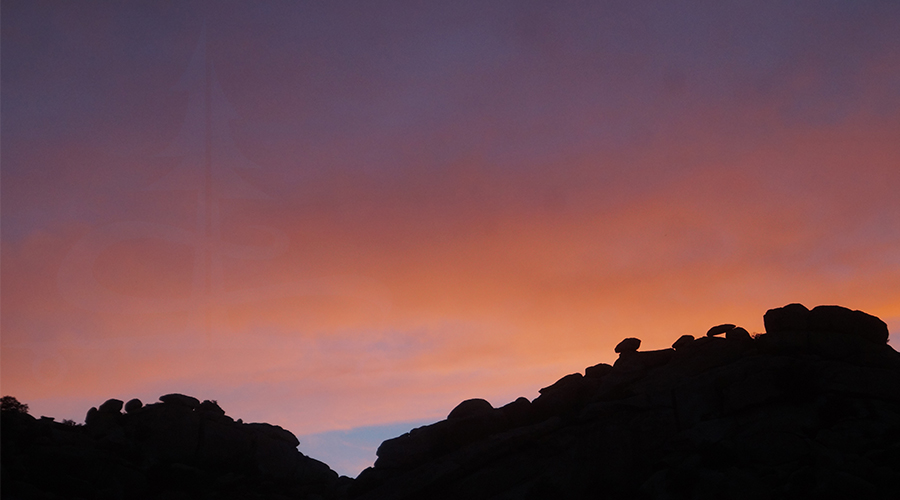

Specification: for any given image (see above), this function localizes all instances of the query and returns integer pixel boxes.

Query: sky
[2,0,900,476]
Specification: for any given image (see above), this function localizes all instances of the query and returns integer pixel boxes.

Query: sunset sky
[2,1,899,476]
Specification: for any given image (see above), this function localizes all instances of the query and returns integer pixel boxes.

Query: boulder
[159,394,200,409]
[764,303,810,333]
[85,406,99,425]
[244,422,300,448]
[448,399,494,420]
[615,337,641,354]
[726,326,752,341]
[633,348,676,368]
[585,362,613,379]
[375,422,446,469]
[808,305,889,345]
[533,373,588,418]
[98,399,123,414]
[538,373,586,398]
[197,400,225,416]
[500,397,533,427]
[672,334,695,350]
[707,324,736,337]
[124,399,142,414]
[84,405,120,438]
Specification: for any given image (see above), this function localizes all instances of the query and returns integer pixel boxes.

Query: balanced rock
[615,337,641,353]
[706,323,736,337]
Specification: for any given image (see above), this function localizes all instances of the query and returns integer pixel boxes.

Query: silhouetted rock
[706,323,735,336]
[584,362,612,379]
[84,406,99,423]
[726,326,751,341]
[99,398,124,413]
[351,304,900,500]
[672,334,695,350]
[532,373,589,419]
[448,399,494,420]
[2,394,340,499]
[159,393,200,409]
[614,337,641,353]
[5,303,898,500]
[764,302,810,333]
[196,399,225,416]
[633,348,676,368]
[125,398,143,413]
[809,305,889,344]
[245,422,300,447]
[499,397,533,427]
[763,303,889,348]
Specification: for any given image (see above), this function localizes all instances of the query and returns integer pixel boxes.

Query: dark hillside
[1,394,343,499]
[3,304,899,499]
[350,304,900,499]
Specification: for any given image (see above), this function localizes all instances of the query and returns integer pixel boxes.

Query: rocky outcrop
[351,304,900,499]
[615,337,641,353]
[706,323,735,336]
[1,395,341,499]
[763,303,889,345]
[3,303,898,499]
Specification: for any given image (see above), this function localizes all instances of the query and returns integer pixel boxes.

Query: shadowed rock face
[3,304,898,500]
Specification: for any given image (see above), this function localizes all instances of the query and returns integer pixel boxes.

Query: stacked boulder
[1,394,341,499]
[351,304,900,499]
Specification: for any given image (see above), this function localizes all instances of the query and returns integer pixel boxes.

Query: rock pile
[3,304,898,499]
[350,304,900,499]
[1,394,341,499]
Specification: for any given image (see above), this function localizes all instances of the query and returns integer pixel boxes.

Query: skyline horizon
[3,0,900,477]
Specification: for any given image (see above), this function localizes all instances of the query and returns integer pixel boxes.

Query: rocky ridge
[1,393,342,499]
[3,303,899,499]
[349,303,900,499]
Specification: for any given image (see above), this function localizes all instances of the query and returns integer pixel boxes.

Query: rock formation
[350,304,899,499]
[1,394,342,499]
[3,304,898,499]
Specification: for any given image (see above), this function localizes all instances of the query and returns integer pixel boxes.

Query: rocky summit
[1,395,342,499]
[3,304,899,499]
